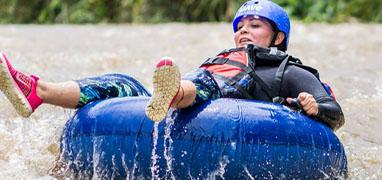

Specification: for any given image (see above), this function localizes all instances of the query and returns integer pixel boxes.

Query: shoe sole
[0,55,32,117]
[145,64,180,122]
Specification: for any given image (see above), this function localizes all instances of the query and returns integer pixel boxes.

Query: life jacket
[200,44,336,104]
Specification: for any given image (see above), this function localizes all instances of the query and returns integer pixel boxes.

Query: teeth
[240,38,250,43]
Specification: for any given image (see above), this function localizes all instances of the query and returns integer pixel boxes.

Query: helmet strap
[269,30,279,49]
[268,20,280,49]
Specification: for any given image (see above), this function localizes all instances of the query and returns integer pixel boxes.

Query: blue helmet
[232,0,290,50]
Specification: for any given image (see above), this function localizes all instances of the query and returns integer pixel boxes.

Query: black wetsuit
[255,65,344,130]
[183,47,345,130]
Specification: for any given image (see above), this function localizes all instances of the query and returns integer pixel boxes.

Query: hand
[287,92,318,116]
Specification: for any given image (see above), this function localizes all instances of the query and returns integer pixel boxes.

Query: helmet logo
[237,4,263,14]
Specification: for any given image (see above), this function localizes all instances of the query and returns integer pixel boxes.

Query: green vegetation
[0,0,381,24]
[276,0,382,23]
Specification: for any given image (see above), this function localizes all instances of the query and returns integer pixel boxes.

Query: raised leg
[0,52,151,117]
[145,57,197,122]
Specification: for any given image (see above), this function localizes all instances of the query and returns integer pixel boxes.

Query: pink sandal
[0,52,42,117]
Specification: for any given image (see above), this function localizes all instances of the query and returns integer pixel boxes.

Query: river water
[0,22,381,179]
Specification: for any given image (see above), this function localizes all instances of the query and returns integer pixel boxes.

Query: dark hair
[268,20,287,51]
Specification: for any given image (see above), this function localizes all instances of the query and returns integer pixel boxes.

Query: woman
[0,0,344,130]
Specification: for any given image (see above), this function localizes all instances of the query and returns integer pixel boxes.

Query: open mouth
[239,38,252,43]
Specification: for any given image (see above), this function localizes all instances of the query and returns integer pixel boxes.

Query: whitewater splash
[0,23,381,179]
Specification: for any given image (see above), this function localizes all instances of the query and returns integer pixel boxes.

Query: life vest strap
[201,45,336,103]
[202,57,274,100]
[270,56,291,102]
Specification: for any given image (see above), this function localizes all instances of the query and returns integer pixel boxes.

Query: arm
[287,93,344,130]
[315,97,344,130]
[283,66,345,130]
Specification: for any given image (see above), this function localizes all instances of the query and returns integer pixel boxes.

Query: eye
[237,23,244,30]
[250,23,260,28]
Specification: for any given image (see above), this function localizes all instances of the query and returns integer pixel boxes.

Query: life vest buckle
[203,57,228,66]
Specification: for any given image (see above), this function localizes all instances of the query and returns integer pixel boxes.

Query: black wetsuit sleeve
[316,98,345,130]
[282,66,345,130]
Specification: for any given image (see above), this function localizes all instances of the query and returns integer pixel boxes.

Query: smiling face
[234,16,285,48]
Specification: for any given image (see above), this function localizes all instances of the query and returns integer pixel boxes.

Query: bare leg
[2,52,149,117]
[171,80,196,108]
[37,81,80,109]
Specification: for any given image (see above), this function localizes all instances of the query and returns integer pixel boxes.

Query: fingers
[297,92,318,116]
[286,97,293,104]
[286,97,301,109]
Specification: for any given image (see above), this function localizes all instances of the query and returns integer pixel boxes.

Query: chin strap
[269,30,279,49]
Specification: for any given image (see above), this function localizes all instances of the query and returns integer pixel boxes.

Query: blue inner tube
[60,97,347,179]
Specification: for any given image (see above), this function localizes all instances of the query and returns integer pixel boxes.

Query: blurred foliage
[276,0,382,23]
[0,0,381,24]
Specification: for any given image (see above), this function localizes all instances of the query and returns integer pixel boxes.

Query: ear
[274,32,285,46]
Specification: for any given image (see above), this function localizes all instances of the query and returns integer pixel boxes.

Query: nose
[238,25,248,34]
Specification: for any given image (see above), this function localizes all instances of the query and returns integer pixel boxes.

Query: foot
[0,52,42,117]
[145,57,180,122]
